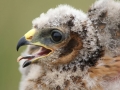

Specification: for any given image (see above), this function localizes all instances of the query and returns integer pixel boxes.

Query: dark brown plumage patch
[98,23,106,30]
[56,85,61,90]
[89,56,120,79]
[59,38,79,57]
[70,76,82,84]
[62,66,70,71]
[67,16,74,27]
[72,66,77,72]
[116,30,120,37]
[104,65,110,68]
[97,11,107,30]
[64,80,70,90]
[52,32,83,65]
[118,24,120,29]
[99,11,107,19]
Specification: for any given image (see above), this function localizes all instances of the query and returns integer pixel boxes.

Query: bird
[16,0,120,90]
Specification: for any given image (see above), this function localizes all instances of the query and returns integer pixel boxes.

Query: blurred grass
[0,0,95,90]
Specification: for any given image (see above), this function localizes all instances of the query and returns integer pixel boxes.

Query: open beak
[16,29,53,68]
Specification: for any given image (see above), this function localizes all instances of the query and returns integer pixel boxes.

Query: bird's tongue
[17,46,51,62]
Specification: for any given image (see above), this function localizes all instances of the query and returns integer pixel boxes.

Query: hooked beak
[16,36,30,51]
[16,29,37,67]
[16,29,36,51]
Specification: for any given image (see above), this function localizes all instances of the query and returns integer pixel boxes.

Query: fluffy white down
[32,4,87,29]
[89,0,120,57]
[18,0,120,90]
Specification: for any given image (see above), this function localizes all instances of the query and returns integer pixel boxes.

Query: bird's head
[17,5,102,70]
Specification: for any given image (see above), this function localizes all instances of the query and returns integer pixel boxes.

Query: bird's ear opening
[51,32,83,65]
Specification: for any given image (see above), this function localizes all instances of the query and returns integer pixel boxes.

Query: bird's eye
[51,30,63,43]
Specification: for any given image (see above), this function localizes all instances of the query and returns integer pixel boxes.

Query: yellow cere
[24,29,37,41]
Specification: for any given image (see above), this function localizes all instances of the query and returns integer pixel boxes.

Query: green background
[0,0,95,90]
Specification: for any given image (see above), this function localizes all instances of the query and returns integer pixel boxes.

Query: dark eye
[51,30,63,43]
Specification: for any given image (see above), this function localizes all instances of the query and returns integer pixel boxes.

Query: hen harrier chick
[17,0,120,90]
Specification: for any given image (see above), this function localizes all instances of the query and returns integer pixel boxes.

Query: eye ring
[51,30,63,43]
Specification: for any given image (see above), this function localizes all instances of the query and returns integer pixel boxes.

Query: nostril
[27,36,33,40]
